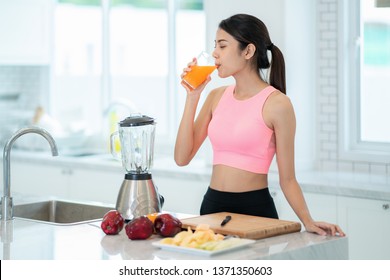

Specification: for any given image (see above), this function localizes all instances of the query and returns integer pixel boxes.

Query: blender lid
[119,114,155,127]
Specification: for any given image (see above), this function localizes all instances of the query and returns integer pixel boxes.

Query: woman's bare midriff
[209,165,269,192]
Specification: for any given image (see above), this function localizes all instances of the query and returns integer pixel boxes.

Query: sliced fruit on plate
[160,223,231,250]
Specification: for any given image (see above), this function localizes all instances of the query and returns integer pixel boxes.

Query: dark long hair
[219,14,286,95]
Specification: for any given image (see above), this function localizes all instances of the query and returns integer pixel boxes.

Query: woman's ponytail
[268,44,286,95]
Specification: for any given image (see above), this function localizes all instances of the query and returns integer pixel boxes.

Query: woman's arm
[174,88,211,166]
[174,57,217,166]
[266,92,345,236]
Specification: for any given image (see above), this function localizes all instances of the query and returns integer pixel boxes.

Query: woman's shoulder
[264,89,295,123]
[205,85,230,112]
[210,85,230,96]
[267,89,292,110]
[206,85,230,102]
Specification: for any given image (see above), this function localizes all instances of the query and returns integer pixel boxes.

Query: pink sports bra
[208,85,277,174]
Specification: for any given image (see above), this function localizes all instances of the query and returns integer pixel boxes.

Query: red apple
[154,213,182,237]
[100,210,124,235]
[125,216,154,240]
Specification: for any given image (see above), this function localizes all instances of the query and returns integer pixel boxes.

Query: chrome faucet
[1,126,58,221]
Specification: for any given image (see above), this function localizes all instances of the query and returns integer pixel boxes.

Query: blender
[110,114,163,221]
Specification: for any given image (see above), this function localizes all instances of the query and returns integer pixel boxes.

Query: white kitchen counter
[2,150,389,260]
[0,214,348,260]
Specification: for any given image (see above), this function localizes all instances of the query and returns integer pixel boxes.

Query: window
[51,0,205,154]
[339,0,390,162]
[52,1,102,135]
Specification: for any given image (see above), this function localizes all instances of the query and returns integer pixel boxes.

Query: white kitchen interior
[0,0,389,261]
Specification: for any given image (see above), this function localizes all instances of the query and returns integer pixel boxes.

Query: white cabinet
[154,175,209,215]
[9,159,208,212]
[68,168,123,204]
[10,161,123,204]
[270,189,338,224]
[304,192,338,223]
[11,162,70,198]
[338,196,390,260]
[0,0,53,64]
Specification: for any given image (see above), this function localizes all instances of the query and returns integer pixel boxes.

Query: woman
[174,14,344,236]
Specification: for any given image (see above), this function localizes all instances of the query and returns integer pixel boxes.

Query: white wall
[204,0,316,171]
[284,0,316,170]
[204,0,285,49]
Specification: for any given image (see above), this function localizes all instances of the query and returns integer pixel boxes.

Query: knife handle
[221,215,232,226]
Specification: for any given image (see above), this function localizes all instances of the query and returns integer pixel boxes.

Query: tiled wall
[316,0,389,177]
[316,0,339,171]
[0,66,48,109]
[0,66,49,144]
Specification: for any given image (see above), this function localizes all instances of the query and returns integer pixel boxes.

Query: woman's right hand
[180,58,212,96]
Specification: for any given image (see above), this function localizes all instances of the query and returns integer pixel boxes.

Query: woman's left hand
[305,221,346,237]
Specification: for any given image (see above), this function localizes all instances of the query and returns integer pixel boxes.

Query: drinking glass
[182,51,216,89]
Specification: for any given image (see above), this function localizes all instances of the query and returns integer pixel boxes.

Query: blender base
[115,174,162,221]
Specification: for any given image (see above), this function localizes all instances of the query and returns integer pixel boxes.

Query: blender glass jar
[111,114,156,174]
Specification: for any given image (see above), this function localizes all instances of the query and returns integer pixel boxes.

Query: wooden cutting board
[180,212,301,240]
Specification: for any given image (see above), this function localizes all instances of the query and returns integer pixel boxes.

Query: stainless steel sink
[13,200,114,225]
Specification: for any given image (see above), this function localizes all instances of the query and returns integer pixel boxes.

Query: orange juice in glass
[183,51,216,89]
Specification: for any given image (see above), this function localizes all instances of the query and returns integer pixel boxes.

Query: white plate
[152,238,255,257]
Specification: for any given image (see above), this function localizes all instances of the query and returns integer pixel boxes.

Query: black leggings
[200,187,279,219]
